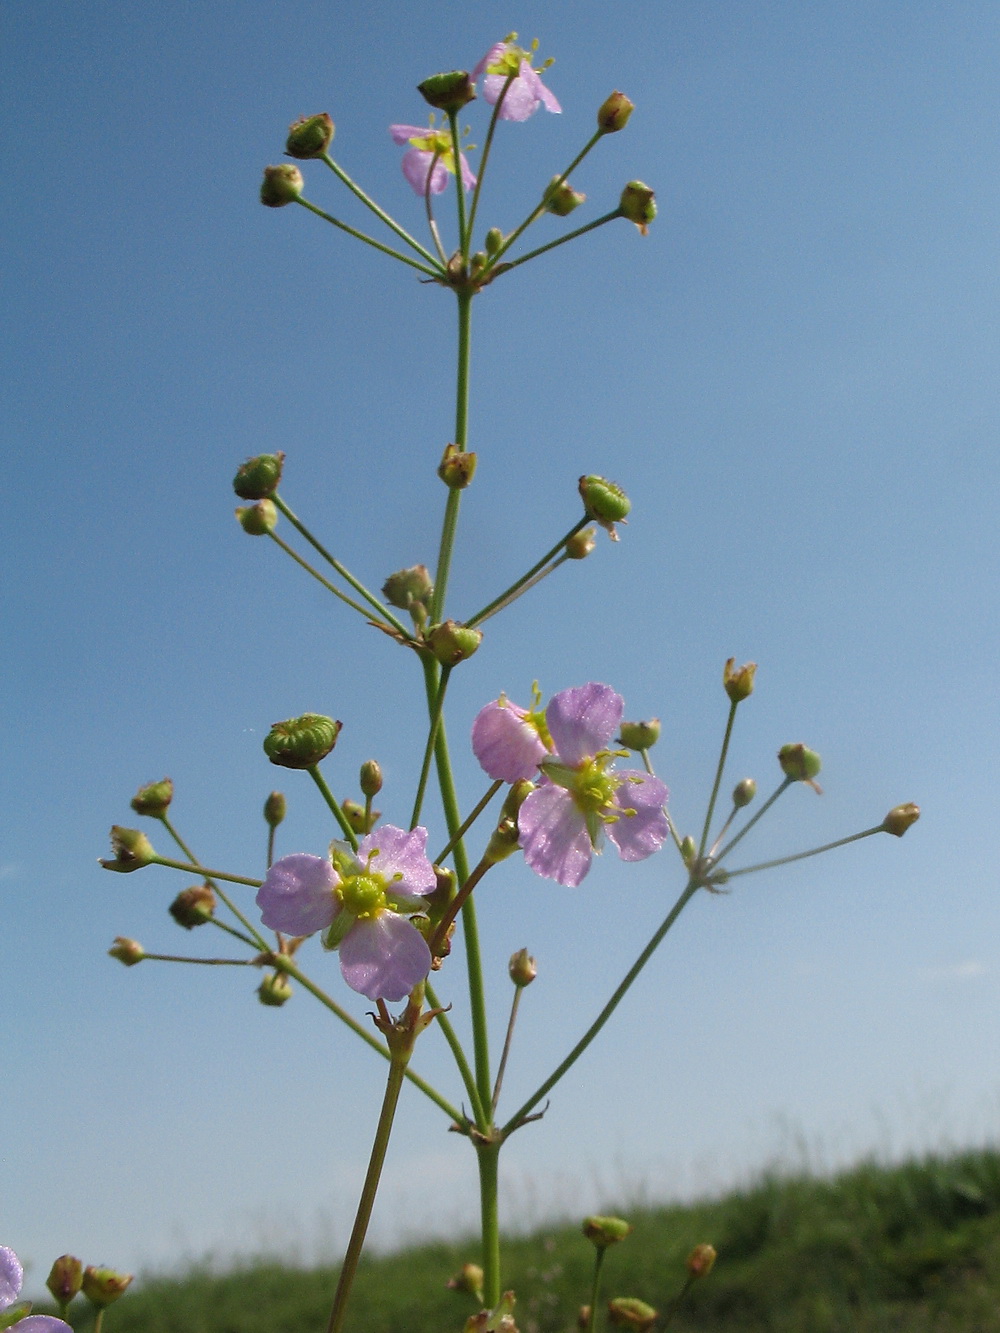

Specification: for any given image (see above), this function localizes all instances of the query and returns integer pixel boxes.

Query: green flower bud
[583,1216,633,1248]
[130,777,173,818]
[264,714,341,769]
[680,835,696,865]
[544,176,586,216]
[607,1297,657,1331]
[109,937,145,966]
[258,971,293,1006]
[618,719,660,751]
[732,777,757,808]
[447,1262,485,1302]
[417,70,476,112]
[619,180,656,234]
[235,499,278,535]
[46,1255,83,1307]
[723,657,757,702]
[342,797,379,834]
[382,564,434,612]
[565,527,597,560]
[883,802,920,837]
[484,815,520,864]
[427,619,483,666]
[501,779,535,820]
[597,91,635,134]
[359,760,383,797]
[485,227,504,257]
[438,442,478,489]
[264,790,287,827]
[233,452,284,500]
[579,475,631,540]
[778,743,822,784]
[424,865,456,922]
[285,113,334,159]
[100,826,156,873]
[686,1242,717,1278]
[260,163,304,207]
[82,1267,133,1309]
[508,947,537,987]
[169,883,216,929]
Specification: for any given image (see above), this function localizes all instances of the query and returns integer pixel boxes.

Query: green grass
[53,1146,1000,1332]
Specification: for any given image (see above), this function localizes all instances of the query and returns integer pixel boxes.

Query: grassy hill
[54,1146,1000,1332]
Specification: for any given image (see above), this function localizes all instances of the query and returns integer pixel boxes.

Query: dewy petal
[606,772,670,863]
[472,697,548,782]
[0,1247,23,1308]
[458,152,478,192]
[256,853,337,936]
[357,825,436,897]
[339,912,432,1001]
[401,147,448,195]
[19,1318,75,1332]
[546,683,624,767]
[472,42,507,80]
[389,123,431,144]
[518,784,595,886]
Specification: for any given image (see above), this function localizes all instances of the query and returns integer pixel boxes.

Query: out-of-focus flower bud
[82,1267,133,1309]
[579,475,630,540]
[424,865,456,922]
[260,163,303,207]
[485,227,504,257]
[778,743,822,784]
[607,1297,657,1330]
[597,91,635,133]
[264,714,341,769]
[109,937,145,966]
[619,719,660,751]
[359,760,383,797]
[169,883,216,929]
[732,777,757,808]
[565,527,596,559]
[342,798,379,834]
[582,1216,632,1248]
[285,113,334,159]
[508,948,537,987]
[723,658,757,702]
[233,452,284,500]
[438,443,478,489]
[418,70,476,112]
[447,1262,484,1301]
[47,1255,83,1307]
[130,777,173,818]
[686,1242,717,1278]
[264,791,287,827]
[258,971,293,1006]
[544,176,586,216]
[619,181,656,234]
[485,815,520,864]
[100,826,156,872]
[577,1306,592,1331]
[427,620,483,666]
[382,565,434,612]
[883,802,920,836]
[680,835,696,865]
[235,499,278,535]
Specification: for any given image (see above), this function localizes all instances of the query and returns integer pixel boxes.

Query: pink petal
[472,697,547,782]
[459,152,478,192]
[607,772,670,863]
[389,123,431,144]
[518,784,594,886]
[546,683,624,767]
[256,853,337,936]
[358,825,436,897]
[338,912,432,1001]
[18,1319,75,1332]
[487,71,539,121]
[473,42,507,80]
[0,1247,23,1307]
[401,147,448,195]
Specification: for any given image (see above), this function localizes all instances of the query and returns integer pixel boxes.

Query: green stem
[158,814,267,946]
[699,700,738,858]
[140,953,253,965]
[433,779,503,864]
[497,210,623,275]
[501,880,699,1136]
[586,1248,608,1333]
[430,290,473,622]
[466,73,517,244]
[410,665,452,829]
[429,857,491,957]
[423,149,449,264]
[307,766,359,849]
[722,826,885,880]
[295,196,443,278]
[150,854,262,889]
[447,111,469,255]
[491,986,523,1115]
[266,530,392,625]
[714,778,793,863]
[466,518,589,627]
[425,980,487,1129]
[320,152,443,269]
[476,1139,503,1309]
[267,823,276,868]
[206,915,260,948]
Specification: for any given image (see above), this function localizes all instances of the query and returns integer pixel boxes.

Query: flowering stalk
[497,208,625,274]
[306,765,359,849]
[714,777,793,862]
[429,289,473,622]
[447,110,470,251]
[465,72,518,244]
[319,151,444,270]
[433,779,503,863]
[147,854,262,888]
[157,814,267,946]
[266,529,394,625]
[294,195,443,278]
[425,980,488,1130]
[699,699,739,857]
[465,517,590,627]
[721,824,888,880]
[410,665,452,829]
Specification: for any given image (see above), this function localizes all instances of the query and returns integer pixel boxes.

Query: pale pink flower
[473,41,561,122]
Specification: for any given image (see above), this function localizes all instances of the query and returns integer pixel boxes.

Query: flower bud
[619,180,656,234]
[427,620,483,666]
[723,658,757,702]
[508,948,537,987]
[565,527,596,560]
[382,565,434,612]
[342,798,379,834]
[82,1267,133,1309]
[680,835,696,865]
[100,826,156,873]
[544,176,586,216]
[438,442,478,489]
[130,777,173,818]
[257,971,293,1006]
[359,760,383,797]
[686,1242,717,1279]
[607,1297,657,1331]
[235,499,278,535]
[597,91,635,133]
[778,743,822,783]
[577,1307,592,1331]
[264,790,287,828]
[485,227,504,257]
[732,777,757,808]
[285,113,334,159]
[169,883,216,929]
[582,1216,632,1248]
[264,714,341,769]
[618,719,660,751]
[424,865,456,921]
[418,70,476,112]
[579,475,630,540]
[485,815,520,864]
[46,1255,83,1307]
[109,937,145,966]
[883,802,920,837]
[447,1262,484,1301]
[233,452,284,500]
[260,163,303,207]
[501,779,535,820]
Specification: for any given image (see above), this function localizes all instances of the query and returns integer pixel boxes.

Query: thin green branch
[320,152,443,269]
[447,110,469,255]
[158,814,267,946]
[497,209,623,275]
[722,826,885,881]
[307,765,359,850]
[150,854,262,889]
[294,196,443,278]
[410,665,452,829]
[466,518,589,627]
[433,780,503,864]
[714,778,794,864]
[699,700,738,858]
[266,530,393,624]
[425,980,487,1129]
[466,72,517,244]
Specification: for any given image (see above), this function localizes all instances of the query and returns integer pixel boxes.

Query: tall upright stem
[477,1138,502,1310]
[430,289,473,622]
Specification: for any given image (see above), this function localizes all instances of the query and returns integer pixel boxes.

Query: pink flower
[0,1248,72,1332]
[472,688,551,782]
[516,683,669,887]
[389,124,477,195]
[256,826,437,1002]
[473,40,561,122]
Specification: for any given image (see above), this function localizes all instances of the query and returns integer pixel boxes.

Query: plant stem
[699,700,739,857]
[433,780,503,864]
[150,855,262,889]
[476,1138,502,1309]
[491,985,523,1115]
[410,665,452,829]
[321,153,443,269]
[714,778,793,863]
[466,74,517,244]
[465,518,589,627]
[295,196,443,278]
[307,766,359,849]
[429,289,473,622]
[425,979,487,1130]
[140,953,253,965]
[722,826,885,880]
[447,111,469,254]
[266,530,392,624]
[158,814,267,946]
[497,210,623,274]
[586,1248,608,1333]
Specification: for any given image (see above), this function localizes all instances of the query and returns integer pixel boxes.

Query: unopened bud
[235,499,277,535]
[81,1267,133,1309]
[447,1262,484,1300]
[342,797,379,834]
[382,565,433,612]
[100,826,156,873]
[607,1297,657,1331]
[619,180,656,234]
[883,802,920,837]
[438,443,478,489]
[582,1216,632,1248]
[732,777,757,808]
[598,91,635,133]
[260,163,303,207]
[285,113,334,159]
[427,620,483,666]
[418,71,476,112]
[778,743,822,784]
[359,760,383,797]
[130,777,173,818]
[579,475,630,540]
[619,719,660,751]
[485,815,520,863]
[680,835,696,865]
[508,948,537,987]
[169,883,216,929]
[109,937,145,966]
[424,865,456,921]
[233,452,284,500]
[577,1307,592,1331]
[565,527,596,559]
[544,176,586,216]
[46,1255,83,1307]
[723,658,757,702]
[264,714,341,769]
[686,1243,717,1279]
[258,971,293,1006]
[485,227,504,257]
[264,791,287,827]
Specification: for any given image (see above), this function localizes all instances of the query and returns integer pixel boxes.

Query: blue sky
[5,0,1000,1292]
